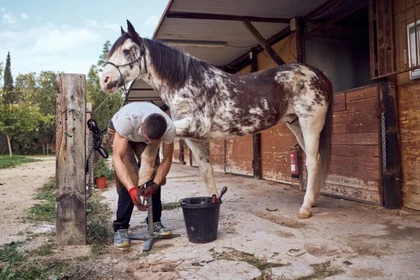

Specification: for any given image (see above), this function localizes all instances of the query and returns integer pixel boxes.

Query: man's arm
[152,142,174,186]
[112,131,136,191]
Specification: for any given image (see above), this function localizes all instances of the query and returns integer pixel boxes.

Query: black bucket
[179,196,221,243]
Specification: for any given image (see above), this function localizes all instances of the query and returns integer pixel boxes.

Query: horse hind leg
[286,116,306,153]
[298,116,325,219]
[185,139,219,196]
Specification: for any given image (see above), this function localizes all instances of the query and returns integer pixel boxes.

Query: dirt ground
[1,157,420,279]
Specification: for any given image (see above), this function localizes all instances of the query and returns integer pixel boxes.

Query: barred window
[407,20,420,79]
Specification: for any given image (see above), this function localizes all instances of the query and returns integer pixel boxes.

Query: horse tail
[318,88,333,190]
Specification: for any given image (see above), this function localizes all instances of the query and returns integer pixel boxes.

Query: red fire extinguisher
[290,145,299,178]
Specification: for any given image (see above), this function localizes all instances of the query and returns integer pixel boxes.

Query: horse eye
[122,49,130,55]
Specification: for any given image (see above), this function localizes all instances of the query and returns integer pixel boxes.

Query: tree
[97,41,111,71]
[0,102,43,156]
[3,52,14,105]
[36,71,57,154]
[0,61,4,87]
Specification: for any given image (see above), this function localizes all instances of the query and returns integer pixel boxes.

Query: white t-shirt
[111,102,176,144]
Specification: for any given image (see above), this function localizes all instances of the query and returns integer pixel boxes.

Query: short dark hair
[143,113,167,140]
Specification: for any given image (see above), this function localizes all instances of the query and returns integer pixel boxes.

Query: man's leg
[111,139,140,248]
[112,186,134,231]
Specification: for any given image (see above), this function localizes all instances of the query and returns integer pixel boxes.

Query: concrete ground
[102,163,420,280]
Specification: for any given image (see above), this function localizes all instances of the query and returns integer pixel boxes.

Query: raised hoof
[298,209,312,219]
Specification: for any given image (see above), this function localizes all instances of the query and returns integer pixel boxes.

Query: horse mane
[144,39,214,89]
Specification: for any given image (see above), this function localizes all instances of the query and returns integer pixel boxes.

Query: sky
[0,0,169,76]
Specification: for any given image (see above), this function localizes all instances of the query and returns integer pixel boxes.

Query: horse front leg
[138,141,161,186]
[185,139,219,197]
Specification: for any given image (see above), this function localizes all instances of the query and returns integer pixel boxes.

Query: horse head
[100,20,147,94]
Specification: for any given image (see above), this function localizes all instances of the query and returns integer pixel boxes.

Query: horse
[100,20,333,219]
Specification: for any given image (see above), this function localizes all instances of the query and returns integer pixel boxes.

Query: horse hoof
[298,209,311,219]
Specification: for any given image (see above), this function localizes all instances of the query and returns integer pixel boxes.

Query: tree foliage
[0,40,122,155]
[3,52,14,105]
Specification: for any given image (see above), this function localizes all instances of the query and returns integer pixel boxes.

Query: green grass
[0,241,97,280]
[0,155,39,169]
[26,178,56,223]
[0,178,115,279]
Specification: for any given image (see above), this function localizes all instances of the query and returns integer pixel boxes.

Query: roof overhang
[128,0,334,102]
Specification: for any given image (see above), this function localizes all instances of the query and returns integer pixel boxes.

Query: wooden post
[250,49,262,179]
[243,18,285,66]
[379,79,402,209]
[56,74,87,245]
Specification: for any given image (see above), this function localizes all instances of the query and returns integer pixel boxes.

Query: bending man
[108,102,175,248]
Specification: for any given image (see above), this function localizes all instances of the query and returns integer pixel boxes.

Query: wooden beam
[56,74,87,246]
[243,18,285,66]
[224,27,291,73]
[375,0,395,76]
[379,79,402,209]
[294,17,305,63]
[167,11,290,23]
[249,49,262,179]
[368,0,377,79]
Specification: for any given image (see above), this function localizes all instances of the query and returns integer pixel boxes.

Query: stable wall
[393,0,420,210]
[258,35,300,185]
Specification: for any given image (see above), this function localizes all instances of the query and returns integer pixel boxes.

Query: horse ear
[126,20,137,35]
[120,26,126,35]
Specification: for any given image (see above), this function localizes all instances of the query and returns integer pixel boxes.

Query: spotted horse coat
[100,20,333,219]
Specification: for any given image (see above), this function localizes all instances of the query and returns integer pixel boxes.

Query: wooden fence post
[55,74,87,245]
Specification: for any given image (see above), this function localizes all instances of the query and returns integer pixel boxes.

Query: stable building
[127,0,420,211]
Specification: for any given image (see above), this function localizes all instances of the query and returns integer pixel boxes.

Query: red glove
[142,181,160,199]
[128,187,148,211]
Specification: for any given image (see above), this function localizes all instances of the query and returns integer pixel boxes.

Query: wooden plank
[226,136,253,176]
[332,145,380,158]
[332,133,379,145]
[209,140,225,173]
[327,174,381,191]
[346,97,378,112]
[56,74,87,246]
[345,85,378,101]
[323,183,381,204]
[333,110,379,133]
[333,93,346,112]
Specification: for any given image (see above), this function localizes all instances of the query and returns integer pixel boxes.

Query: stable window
[407,20,420,79]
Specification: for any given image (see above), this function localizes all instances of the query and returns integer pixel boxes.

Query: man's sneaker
[149,222,172,236]
[114,229,130,248]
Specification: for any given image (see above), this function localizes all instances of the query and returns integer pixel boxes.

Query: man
[108,102,176,248]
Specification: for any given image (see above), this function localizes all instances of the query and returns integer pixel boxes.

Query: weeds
[212,247,287,279]
[1,177,115,279]
[87,191,113,255]
[26,178,56,223]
